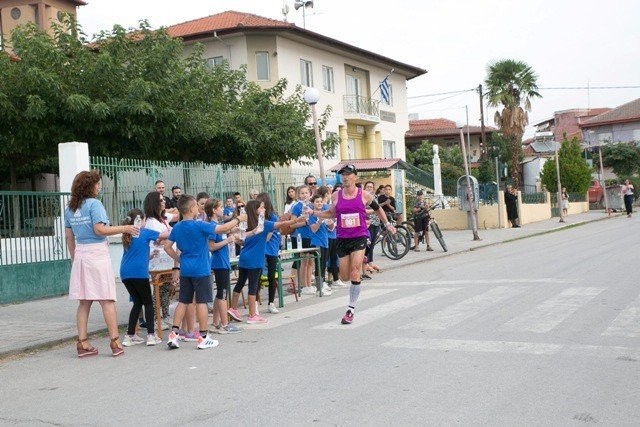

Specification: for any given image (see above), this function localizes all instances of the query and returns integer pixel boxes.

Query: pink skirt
[68,241,117,301]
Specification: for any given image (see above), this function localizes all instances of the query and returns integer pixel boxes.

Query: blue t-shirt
[223,206,235,219]
[289,201,302,237]
[209,220,230,270]
[291,201,312,239]
[64,198,110,244]
[324,203,336,239]
[238,221,275,269]
[265,213,281,256]
[309,215,328,248]
[120,228,161,279]
[168,219,215,277]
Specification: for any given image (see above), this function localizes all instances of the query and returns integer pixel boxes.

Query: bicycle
[402,206,447,252]
[372,216,411,260]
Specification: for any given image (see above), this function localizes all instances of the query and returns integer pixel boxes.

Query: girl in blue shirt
[204,199,241,334]
[228,199,304,324]
[119,208,169,346]
[309,193,333,295]
[256,192,282,314]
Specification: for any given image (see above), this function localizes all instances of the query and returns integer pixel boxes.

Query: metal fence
[521,192,547,204]
[90,157,316,223]
[0,191,70,265]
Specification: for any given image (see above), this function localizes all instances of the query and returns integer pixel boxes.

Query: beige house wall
[429,190,590,230]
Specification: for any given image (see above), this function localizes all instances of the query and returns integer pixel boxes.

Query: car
[588,179,604,205]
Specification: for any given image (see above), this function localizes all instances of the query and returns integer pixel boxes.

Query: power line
[409,91,469,107]
[407,88,475,99]
[539,85,640,90]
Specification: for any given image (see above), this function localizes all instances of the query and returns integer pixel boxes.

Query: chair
[149,269,174,339]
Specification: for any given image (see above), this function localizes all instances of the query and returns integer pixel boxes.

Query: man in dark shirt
[377,185,397,221]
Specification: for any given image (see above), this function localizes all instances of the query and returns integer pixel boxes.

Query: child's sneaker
[321,285,332,296]
[146,334,162,346]
[122,334,144,347]
[301,287,316,295]
[196,335,219,349]
[178,330,200,342]
[167,331,180,349]
[217,323,242,334]
[333,279,349,288]
[246,314,268,324]
[268,302,279,314]
[227,307,242,322]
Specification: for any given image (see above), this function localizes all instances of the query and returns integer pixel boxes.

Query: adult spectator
[377,184,397,221]
[621,179,634,218]
[65,170,139,357]
[248,189,259,200]
[155,180,178,217]
[504,185,520,228]
[233,192,245,207]
[168,186,182,226]
[305,175,318,194]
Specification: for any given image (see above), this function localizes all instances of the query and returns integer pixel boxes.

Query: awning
[329,158,410,172]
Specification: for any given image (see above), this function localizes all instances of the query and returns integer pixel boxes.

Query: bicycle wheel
[383,225,410,260]
[401,221,417,249]
[430,222,447,252]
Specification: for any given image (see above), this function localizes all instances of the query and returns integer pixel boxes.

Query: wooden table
[149,269,174,339]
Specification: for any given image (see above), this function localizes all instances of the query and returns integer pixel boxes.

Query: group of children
[118,189,317,350]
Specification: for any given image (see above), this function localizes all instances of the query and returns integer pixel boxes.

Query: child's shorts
[178,275,213,304]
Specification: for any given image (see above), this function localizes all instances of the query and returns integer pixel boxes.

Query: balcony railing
[343,95,380,124]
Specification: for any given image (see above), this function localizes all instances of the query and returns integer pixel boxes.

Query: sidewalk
[0,210,614,358]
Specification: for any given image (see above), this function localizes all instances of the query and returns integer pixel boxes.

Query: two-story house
[166,11,426,184]
[0,0,85,51]
[580,98,640,147]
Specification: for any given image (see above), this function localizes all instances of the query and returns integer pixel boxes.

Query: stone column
[432,144,443,204]
[338,125,349,160]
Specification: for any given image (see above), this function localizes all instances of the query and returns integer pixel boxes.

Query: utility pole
[478,84,487,156]
[459,128,480,241]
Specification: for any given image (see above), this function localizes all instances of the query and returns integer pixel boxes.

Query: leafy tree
[406,140,463,181]
[0,19,336,188]
[600,143,640,176]
[485,59,541,188]
[540,137,591,193]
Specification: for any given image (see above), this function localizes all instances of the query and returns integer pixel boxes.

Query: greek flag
[379,77,390,104]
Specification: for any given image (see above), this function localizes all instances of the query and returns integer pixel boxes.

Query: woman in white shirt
[622,179,635,217]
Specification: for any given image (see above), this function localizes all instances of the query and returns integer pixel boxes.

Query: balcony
[343,95,380,125]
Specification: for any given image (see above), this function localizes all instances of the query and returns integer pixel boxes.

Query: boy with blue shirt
[163,195,246,350]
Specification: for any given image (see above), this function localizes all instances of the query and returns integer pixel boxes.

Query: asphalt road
[1,216,639,426]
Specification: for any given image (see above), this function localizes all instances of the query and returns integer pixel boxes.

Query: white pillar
[432,145,443,204]
[58,142,90,192]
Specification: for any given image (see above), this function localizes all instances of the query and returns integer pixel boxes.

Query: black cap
[338,163,357,175]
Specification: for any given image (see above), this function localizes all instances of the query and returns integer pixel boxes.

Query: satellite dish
[294,0,313,10]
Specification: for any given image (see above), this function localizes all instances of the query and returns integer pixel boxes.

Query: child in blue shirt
[204,198,241,334]
[119,208,169,347]
[309,193,333,296]
[163,195,246,350]
[255,193,283,314]
[227,199,304,324]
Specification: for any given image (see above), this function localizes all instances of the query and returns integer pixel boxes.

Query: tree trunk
[510,137,521,189]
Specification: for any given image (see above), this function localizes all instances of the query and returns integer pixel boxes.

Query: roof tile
[581,98,640,127]
[166,10,293,38]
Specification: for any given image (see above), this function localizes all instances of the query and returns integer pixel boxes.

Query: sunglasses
[308,182,317,186]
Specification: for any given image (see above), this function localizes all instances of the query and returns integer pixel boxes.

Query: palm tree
[485,59,541,189]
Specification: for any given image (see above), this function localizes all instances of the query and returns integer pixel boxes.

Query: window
[347,139,356,159]
[322,66,334,92]
[300,59,313,87]
[205,56,225,69]
[383,140,396,159]
[256,51,270,81]
[380,82,394,106]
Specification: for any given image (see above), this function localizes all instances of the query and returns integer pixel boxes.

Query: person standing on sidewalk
[65,170,139,358]
[504,185,520,228]
[307,164,394,324]
[622,179,634,217]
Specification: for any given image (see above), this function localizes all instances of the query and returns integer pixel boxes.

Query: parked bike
[402,206,447,252]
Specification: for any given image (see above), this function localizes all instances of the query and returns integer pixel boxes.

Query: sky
[77,0,640,139]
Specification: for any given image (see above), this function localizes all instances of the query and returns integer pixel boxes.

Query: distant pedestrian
[65,170,139,358]
[622,179,634,217]
[561,187,569,217]
[504,185,520,228]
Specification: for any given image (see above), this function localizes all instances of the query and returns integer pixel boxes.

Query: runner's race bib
[340,213,360,228]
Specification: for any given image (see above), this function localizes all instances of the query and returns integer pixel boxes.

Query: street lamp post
[304,87,325,184]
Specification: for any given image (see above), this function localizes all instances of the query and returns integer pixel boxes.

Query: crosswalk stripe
[381,338,640,359]
[602,294,640,337]
[400,286,528,330]
[365,279,565,287]
[246,288,397,330]
[502,287,605,333]
[312,287,461,330]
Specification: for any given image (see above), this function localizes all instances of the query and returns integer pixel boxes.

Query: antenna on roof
[282,1,290,21]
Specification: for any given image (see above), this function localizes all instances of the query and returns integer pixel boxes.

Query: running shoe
[122,334,145,347]
[146,334,162,346]
[217,323,242,334]
[321,285,332,296]
[178,330,200,342]
[341,310,354,324]
[196,335,219,350]
[301,287,316,295]
[227,307,242,322]
[268,302,279,314]
[246,314,268,324]
[332,279,349,288]
[167,331,180,349]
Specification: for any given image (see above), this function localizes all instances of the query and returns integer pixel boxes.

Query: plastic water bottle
[286,235,292,251]
[228,235,236,258]
[238,207,247,240]
[296,233,302,250]
[256,211,265,232]
[132,215,141,238]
